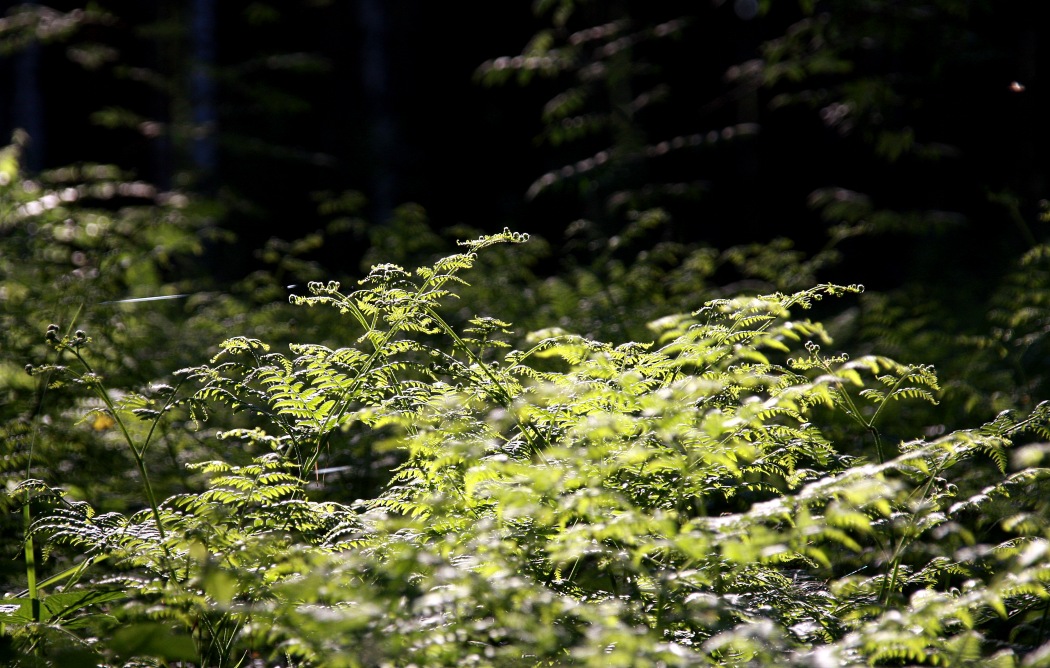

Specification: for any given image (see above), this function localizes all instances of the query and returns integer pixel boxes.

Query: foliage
[0,135,377,668]
[3,230,1050,666]
[0,132,357,497]
[2,3,1049,664]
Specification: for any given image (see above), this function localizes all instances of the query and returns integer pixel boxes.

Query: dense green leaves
[6,233,1050,666]
[4,1,1049,663]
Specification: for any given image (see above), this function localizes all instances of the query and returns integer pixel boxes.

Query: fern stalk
[425,307,549,454]
[58,341,168,540]
[85,369,165,538]
[879,462,942,606]
[22,501,40,623]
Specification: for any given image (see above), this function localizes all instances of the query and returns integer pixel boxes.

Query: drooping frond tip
[456,227,530,253]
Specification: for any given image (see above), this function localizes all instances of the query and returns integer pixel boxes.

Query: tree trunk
[190,0,217,185]
[11,0,44,171]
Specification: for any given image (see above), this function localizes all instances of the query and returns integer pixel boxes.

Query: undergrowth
[3,229,1050,667]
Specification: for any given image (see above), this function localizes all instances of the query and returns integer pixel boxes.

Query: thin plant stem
[68,345,167,540]
[40,330,175,544]
[23,502,40,623]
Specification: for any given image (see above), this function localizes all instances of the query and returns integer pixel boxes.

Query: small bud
[45,329,59,342]
[24,364,33,375]
[47,323,59,332]
[75,329,86,338]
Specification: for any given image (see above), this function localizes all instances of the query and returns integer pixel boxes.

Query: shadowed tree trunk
[358,0,395,223]
[190,0,217,186]
[10,0,44,172]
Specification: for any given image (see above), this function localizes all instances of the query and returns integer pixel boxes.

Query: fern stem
[97,389,167,539]
[311,326,396,474]
[879,555,901,607]
[880,469,939,605]
[23,501,40,623]
[827,371,886,463]
[427,310,512,404]
[427,308,549,455]
[69,347,167,540]
[140,379,186,459]
[869,425,886,465]
[32,554,109,591]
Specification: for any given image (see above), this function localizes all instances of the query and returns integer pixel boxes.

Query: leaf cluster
[5,232,1050,667]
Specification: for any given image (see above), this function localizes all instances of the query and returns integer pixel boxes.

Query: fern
[9,234,1050,666]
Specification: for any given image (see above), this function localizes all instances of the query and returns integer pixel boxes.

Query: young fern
[181,228,538,479]
[11,234,1050,667]
[789,340,941,464]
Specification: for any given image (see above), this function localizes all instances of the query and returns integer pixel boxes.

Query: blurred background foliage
[1,0,1048,626]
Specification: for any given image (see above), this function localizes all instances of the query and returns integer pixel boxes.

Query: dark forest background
[4,0,1044,283]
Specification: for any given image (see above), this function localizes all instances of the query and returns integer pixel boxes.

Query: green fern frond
[211,336,270,362]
